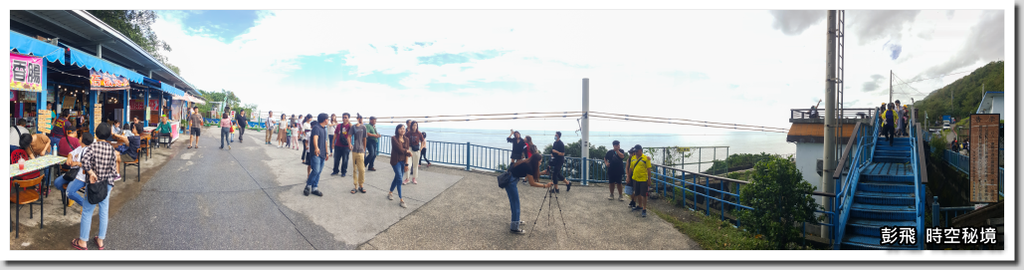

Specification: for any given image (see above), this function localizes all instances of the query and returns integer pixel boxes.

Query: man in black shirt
[545,131,570,193]
[235,110,249,143]
[604,140,626,201]
[304,113,330,197]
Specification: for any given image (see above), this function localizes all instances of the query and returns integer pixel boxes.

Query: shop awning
[172,93,206,104]
[68,47,144,83]
[160,83,185,97]
[10,30,65,64]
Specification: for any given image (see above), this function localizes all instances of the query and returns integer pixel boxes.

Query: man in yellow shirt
[626,144,652,218]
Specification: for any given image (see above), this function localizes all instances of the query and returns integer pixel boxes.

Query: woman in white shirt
[54,132,93,207]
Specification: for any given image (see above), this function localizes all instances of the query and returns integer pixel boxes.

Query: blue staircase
[835,110,925,250]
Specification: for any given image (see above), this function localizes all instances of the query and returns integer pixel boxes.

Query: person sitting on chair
[154,116,172,148]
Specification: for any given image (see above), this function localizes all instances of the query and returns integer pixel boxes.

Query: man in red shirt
[57,128,80,157]
[331,113,352,177]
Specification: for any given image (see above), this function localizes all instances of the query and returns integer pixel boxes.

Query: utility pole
[822,10,837,240]
[582,78,590,186]
[889,70,893,104]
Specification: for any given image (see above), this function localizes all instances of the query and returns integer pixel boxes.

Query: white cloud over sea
[150,8,1006,133]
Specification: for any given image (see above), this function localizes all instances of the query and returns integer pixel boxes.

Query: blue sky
[148,8,1007,133]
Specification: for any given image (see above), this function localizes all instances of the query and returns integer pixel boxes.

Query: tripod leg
[529,190,549,238]
[554,192,569,236]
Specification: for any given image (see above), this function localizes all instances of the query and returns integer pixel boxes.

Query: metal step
[847,218,917,237]
[857,181,915,193]
[861,173,914,183]
[850,202,916,221]
[854,191,915,205]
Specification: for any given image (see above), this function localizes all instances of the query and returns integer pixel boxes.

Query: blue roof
[67,47,145,83]
[9,30,65,64]
[160,83,185,97]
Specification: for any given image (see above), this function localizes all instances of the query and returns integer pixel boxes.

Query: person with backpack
[72,123,119,250]
[10,118,30,147]
[506,144,554,234]
[626,144,652,218]
[880,102,897,146]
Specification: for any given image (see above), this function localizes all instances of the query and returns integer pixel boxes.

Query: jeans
[333,146,350,175]
[352,152,366,187]
[79,184,112,242]
[390,162,405,199]
[365,141,379,169]
[237,125,245,141]
[328,135,335,150]
[505,178,521,230]
[230,130,235,142]
[306,155,324,188]
[66,180,86,206]
[220,127,231,148]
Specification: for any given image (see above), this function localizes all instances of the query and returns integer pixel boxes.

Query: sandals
[94,236,105,250]
[71,239,87,250]
[187,146,192,149]
[351,188,358,194]
[358,187,366,193]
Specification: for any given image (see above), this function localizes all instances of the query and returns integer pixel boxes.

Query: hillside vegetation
[913,61,1004,126]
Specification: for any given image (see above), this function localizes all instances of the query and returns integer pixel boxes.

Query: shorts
[633,181,649,197]
[608,172,624,184]
[191,127,201,136]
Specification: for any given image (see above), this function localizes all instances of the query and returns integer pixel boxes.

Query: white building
[976,91,1004,120]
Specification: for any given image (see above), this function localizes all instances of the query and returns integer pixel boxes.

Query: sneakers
[412,178,418,184]
[631,206,641,212]
[228,145,231,150]
[619,196,625,201]
[330,172,338,176]
[510,228,526,234]
[303,186,311,196]
[388,193,394,200]
[628,201,636,208]
[403,179,410,185]
[642,209,647,218]
[566,182,571,192]
[311,189,323,197]
[608,195,615,200]
[400,201,408,208]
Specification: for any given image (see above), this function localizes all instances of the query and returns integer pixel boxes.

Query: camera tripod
[528,185,570,237]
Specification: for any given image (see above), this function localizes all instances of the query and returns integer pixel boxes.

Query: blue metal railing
[833,108,879,249]
[910,113,925,250]
[944,149,970,174]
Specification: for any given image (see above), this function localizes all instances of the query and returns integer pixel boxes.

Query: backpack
[496,170,513,189]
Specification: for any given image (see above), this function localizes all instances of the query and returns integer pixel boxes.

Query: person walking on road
[277,114,288,148]
[605,140,627,200]
[327,114,337,157]
[188,107,204,149]
[304,113,330,197]
[541,132,569,192]
[71,123,119,250]
[404,121,424,185]
[220,112,232,150]
[332,113,352,177]
[626,144,652,218]
[388,124,412,208]
[365,116,380,171]
[265,110,275,145]
[506,144,555,234]
[419,131,431,168]
[350,114,368,194]
[236,110,249,143]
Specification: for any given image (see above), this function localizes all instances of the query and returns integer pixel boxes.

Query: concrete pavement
[11,126,700,250]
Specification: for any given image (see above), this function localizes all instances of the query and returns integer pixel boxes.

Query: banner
[90,70,130,91]
[10,53,43,92]
[130,99,144,110]
[969,114,1001,203]
[37,109,52,133]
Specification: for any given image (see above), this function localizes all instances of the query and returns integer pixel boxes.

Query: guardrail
[910,108,926,250]
[944,149,970,174]
[832,108,880,249]
[375,133,838,246]
[790,108,875,121]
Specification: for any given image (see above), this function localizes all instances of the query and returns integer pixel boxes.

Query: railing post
[931,196,940,227]
[583,158,589,186]
[465,142,471,171]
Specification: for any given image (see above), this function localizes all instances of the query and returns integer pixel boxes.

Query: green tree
[195,89,242,117]
[86,10,181,75]
[735,155,820,249]
[913,61,1003,127]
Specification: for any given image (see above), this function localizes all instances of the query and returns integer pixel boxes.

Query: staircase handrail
[910,107,926,249]
[833,107,881,249]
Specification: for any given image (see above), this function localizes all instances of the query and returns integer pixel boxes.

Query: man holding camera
[626,144,652,218]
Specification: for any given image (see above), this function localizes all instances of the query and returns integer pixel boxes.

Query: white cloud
[151,9,1004,133]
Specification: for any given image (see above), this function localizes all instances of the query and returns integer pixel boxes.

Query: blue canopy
[9,31,65,64]
[68,47,144,83]
[160,83,185,97]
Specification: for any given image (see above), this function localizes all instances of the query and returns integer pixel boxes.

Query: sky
[147,8,1007,134]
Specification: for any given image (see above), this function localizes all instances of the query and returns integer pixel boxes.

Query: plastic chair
[10,174,44,238]
[139,136,151,161]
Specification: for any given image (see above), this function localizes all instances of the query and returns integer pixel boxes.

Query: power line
[589,114,788,133]
[590,111,789,131]
[892,70,973,87]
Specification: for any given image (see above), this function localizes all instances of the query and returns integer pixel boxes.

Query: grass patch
[651,208,771,250]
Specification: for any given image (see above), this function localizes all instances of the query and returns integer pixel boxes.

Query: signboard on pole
[10,53,43,92]
[37,109,51,133]
[89,70,130,91]
[969,114,1000,203]
[93,103,103,131]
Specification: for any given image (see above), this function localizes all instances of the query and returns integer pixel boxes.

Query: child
[285,123,293,149]
[291,123,301,150]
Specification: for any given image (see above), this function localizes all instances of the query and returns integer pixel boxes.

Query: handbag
[86,179,108,204]
[61,137,81,182]
[497,170,513,189]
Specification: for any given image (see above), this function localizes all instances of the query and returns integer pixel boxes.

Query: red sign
[149,99,158,109]
[89,70,130,91]
[130,100,144,110]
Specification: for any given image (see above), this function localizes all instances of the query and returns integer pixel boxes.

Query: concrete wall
[794,142,826,206]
